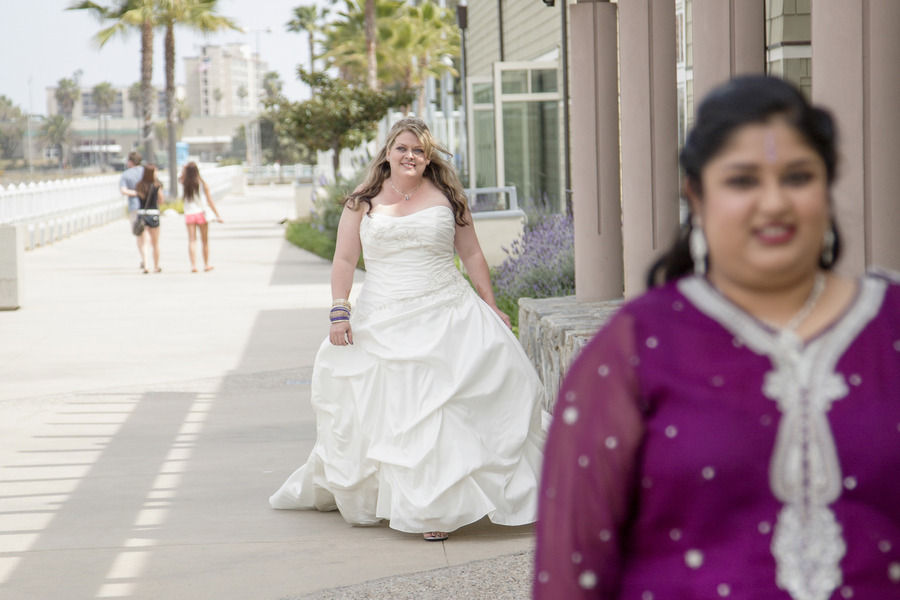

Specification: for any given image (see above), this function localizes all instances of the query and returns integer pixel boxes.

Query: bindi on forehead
[764,131,778,164]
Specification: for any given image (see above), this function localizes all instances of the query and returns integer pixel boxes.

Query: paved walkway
[0,185,535,599]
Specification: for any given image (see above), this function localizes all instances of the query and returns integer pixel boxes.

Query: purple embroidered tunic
[534,273,900,600]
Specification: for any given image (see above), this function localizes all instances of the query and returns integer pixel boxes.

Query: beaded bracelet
[330,301,351,324]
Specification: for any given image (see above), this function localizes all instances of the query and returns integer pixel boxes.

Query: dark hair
[136,164,158,200]
[182,162,201,201]
[647,76,841,287]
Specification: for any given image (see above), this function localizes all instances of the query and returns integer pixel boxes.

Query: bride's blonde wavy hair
[344,117,470,226]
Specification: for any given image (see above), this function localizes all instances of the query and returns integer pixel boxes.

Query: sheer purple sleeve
[533,310,645,599]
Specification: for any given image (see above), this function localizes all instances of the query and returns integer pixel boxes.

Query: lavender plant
[492,205,575,327]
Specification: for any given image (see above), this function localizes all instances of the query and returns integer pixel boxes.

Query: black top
[139,184,160,211]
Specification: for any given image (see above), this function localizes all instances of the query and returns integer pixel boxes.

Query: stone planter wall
[519,296,622,413]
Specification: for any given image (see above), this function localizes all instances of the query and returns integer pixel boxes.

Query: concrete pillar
[812,1,900,274]
[619,0,679,297]
[0,225,23,310]
[692,0,765,107]
[571,1,623,301]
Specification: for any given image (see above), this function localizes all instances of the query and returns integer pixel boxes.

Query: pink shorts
[185,213,208,225]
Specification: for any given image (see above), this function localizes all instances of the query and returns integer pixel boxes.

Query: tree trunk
[104,114,109,167]
[365,0,378,90]
[166,22,178,199]
[417,86,427,118]
[416,54,430,118]
[309,32,315,73]
[97,114,102,167]
[332,144,341,181]
[140,19,155,163]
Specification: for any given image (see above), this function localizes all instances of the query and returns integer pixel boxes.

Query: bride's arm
[454,210,512,329]
[330,204,364,345]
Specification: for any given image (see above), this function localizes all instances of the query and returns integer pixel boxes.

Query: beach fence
[0,165,242,309]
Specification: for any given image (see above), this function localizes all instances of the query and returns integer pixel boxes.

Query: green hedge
[285,220,365,269]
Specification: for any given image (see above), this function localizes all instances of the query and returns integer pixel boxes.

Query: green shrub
[286,220,338,262]
[287,173,366,269]
[159,199,184,214]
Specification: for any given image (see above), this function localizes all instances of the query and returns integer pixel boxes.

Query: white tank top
[183,187,208,216]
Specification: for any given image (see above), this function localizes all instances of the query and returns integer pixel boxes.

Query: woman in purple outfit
[534,76,900,599]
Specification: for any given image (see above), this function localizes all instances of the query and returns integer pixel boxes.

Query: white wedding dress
[270,205,548,534]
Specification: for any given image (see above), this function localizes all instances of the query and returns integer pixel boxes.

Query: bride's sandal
[423,532,449,542]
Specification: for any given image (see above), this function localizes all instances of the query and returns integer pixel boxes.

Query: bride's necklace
[388,177,423,202]
[769,272,827,334]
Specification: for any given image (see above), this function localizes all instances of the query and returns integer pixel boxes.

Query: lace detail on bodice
[360,212,425,250]
[353,207,473,325]
[678,275,887,600]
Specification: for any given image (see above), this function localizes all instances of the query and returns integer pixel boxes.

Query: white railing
[189,164,243,203]
[243,164,315,185]
[0,165,243,250]
[467,186,521,219]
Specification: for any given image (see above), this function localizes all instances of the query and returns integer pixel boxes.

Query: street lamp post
[26,77,34,173]
[457,1,468,183]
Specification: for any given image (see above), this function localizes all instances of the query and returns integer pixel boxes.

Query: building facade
[465,0,567,210]
[42,84,182,167]
[183,44,267,118]
[468,0,898,300]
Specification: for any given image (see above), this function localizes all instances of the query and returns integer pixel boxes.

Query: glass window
[472,83,493,104]
[502,100,560,207]
[473,109,497,188]
[501,70,528,95]
[530,69,558,93]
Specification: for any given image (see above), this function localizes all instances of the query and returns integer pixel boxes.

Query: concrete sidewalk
[0,185,535,599]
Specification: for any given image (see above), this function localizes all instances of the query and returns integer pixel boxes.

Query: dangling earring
[689,217,708,276]
[821,225,835,267]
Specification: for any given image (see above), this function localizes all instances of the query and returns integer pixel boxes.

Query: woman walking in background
[180,162,223,272]
[135,165,164,274]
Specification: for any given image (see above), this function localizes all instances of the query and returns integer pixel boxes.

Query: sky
[0,0,325,115]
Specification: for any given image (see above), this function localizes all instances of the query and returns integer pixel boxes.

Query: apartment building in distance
[42,84,178,167]
[181,43,269,157]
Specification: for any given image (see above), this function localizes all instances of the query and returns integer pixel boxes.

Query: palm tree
[175,97,191,139]
[0,95,26,161]
[55,77,80,118]
[397,1,459,117]
[39,115,75,170]
[128,81,142,139]
[286,5,323,75]
[213,88,224,115]
[158,0,240,196]
[320,0,404,85]
[364,0,377,90]
[92,82,116,167]
[69,0,159,163]
[262,71,283,103]
[237,85,248,111]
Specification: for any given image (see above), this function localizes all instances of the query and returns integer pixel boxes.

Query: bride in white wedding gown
[269,117,548,541]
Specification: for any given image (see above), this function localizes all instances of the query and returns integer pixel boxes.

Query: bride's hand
[330,321,353,345]
[492,307,512,329]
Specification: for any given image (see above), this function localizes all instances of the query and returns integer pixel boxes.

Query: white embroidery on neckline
[677,275,886,600]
